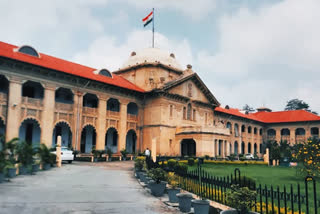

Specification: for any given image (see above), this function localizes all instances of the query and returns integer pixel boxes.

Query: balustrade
[83,106,97,115]
[55,102,74,112]
[107,110,120,118]
[127,113,137,121]
[22,96,43,107]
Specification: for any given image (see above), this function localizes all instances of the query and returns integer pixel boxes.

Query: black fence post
[234,168,240,184]
[298,183,301,214]
[284,185,287,214]
[259,184,263,214]
[277,186,281,214]
[305,175,317,214]
[265,185,269,214]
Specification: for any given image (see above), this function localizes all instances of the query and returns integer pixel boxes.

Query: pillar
[6,78,22,141]
[73,91,83,151]
[96,97,107,150]
[118,102,128,153]
[212,139,216,157]
[41,85,55,147]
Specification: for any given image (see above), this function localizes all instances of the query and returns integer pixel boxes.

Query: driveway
[0,161,180,214]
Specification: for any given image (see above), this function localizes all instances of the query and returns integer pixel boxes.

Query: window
[193,109,196,121]
[170,105,173,117]
[187,104,192,120]
[17,45,40,57]
[98,69,112,78]
[183,107,186,119]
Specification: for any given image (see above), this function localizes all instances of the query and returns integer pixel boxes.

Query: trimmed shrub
[134,156,145,171]
[167,159,177,171]
[188,158,195,166]
[175,163,188,175]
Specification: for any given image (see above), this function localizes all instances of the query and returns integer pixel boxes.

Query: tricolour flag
[142,11,153,27]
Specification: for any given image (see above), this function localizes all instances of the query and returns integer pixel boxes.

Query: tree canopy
[242,104,255,112]
[284,98,317,115]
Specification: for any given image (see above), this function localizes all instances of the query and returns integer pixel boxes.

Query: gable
[168,79,210,103]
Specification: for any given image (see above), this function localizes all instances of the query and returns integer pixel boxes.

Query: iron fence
[173,167,319,214]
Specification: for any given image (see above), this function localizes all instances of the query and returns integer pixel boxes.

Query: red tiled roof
[215,107,320,123]
[215,107,264,122]
[0,41,144,92]
[252,110,320,123]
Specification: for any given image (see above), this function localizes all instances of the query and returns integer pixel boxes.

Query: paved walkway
[0,161,180,214]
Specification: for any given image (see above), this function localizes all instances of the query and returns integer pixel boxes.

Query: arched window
[248,126,252,133]
[169,105,173,117]
[295,128,305,136]
[98,69,112,78]
[83,93,98,108]
[183,107,186,119]
[281,128,290,136]
[311,127,319,136]
[127,102,138,115]
[187,103,192,120]
[17,45,40,57]
[267,129,276,136]
[259,128,263,135]
[226,122,232,132]
[241,125,245,133]
[254,127,257,134]
[107,98,120,112]
[234,124,239,137]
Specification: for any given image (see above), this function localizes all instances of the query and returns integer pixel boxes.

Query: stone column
[118,102,128,153]
[275,129,281,143]
[251,143,255,154]
[212,139,215,157]
[96,97,107,150]
[41,85,55,147]
[73,91,83,151]
[238,142,242,155]
[290,128,295,145]
[6,78,22,141]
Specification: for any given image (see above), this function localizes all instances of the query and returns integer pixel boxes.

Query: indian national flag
[142,11,153,27]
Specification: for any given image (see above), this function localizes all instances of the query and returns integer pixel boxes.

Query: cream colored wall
[168,80,209,103]
[117,67,180,91]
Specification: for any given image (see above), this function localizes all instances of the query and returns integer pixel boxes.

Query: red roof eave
[0,41,144,93]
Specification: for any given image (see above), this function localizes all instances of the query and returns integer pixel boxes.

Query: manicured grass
[188,163,316,191]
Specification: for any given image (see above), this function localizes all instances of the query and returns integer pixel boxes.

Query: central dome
[122,48,182,70]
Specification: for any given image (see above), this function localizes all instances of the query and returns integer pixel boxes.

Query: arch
[311,127,319,136]
[267,129,276,136]
[248,126,252,134]
[234,141,238,155]
[0,75,9,94]
[19,118,41,148]
[254,127,257,134]
[97,69,112,78]
[55,87,74,104]
[234,123,239,137]
[226,122,232,132]
[0,117,5,138]
[187,103,192,120]
[295,128,305,135]
[126,129,137,154]
[241,142,245,154]
[105,127,118,153]
[127,102,138,115]
[80,124,96,153]
[107,98,120,112]
[248,142,251,153]
[259,128,263,135]
[241,125,245,133]
[254,143,257,154]
[181,139,196,156]
[52,121,72,148]
[259,143,263,154]
[16,45,40,57]
[281,128,290,136]
[22,81,44,99]
[83,93,98,108]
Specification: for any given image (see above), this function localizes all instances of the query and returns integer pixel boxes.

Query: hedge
[178,159,267,166]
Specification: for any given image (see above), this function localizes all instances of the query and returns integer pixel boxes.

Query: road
[0,161,180,214]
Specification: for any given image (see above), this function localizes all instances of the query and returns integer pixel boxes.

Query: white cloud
[123,0,217,20]
[72,30,193,71]
[194,0,320,113]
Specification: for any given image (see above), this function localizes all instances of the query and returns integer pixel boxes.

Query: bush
[204,155,210,160]
[106,148,113,159]
[120,149,128,159]
[134,156,145,171]
[167,159,177,171]
[39,144,51,164]
[147,168,167,183]
[49,153,56,166]
[239,176,256,190]
[16,141,36,167]
[226,184,257,214]
[167,172,179,189]
[188,158,195,166]
[174,163,188,175]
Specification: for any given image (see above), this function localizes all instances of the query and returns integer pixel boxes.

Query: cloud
[194,0,320,112]
[72,30,193,71]
[0,0,109,55]
[123,0,217,20]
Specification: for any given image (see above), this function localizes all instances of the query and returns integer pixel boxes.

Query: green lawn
[188,163,316,192]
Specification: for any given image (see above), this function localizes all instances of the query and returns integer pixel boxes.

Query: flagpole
[152,8,154,48]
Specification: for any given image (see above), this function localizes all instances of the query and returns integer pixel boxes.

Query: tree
[242,104,255,112]
[284,98,318,115]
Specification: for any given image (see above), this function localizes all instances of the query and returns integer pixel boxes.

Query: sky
[1,0,320,113]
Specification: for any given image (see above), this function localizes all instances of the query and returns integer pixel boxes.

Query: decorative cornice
[113,63,183,75]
